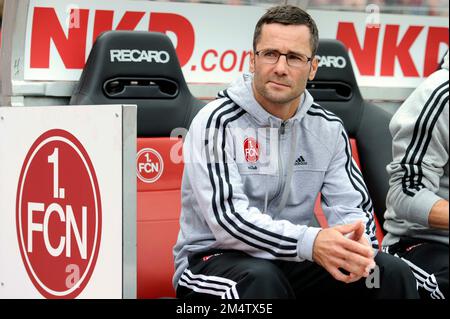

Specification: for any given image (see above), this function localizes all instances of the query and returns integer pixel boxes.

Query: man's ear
[249,50,255,73]
[308,56,319,81]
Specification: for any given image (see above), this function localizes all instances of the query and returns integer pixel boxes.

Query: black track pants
[384,238,448,299]
[176,250,419,299]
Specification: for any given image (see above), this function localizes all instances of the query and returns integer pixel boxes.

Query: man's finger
[349,221,365,241]
[340,255,372,278]
[334,222,360,235]
[328,249,371,278]
[328,266,353,283]
[346,272,363,283]
[341,236,373,258]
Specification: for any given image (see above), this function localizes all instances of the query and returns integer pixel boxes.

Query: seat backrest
[136,137,184,298]
[308,40,392,241]
[70,31,204,136]
[70,31,205,298]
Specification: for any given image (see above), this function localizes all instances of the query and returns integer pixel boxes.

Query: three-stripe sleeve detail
[400,81,449,196]
[307,104,378,248]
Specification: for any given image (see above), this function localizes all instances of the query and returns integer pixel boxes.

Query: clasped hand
[312,222,376,283]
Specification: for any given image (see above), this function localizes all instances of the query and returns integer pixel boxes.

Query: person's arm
[183,101,321,262]
[313,125,377,283]
[428,199,449,230]
[386,79,449,230]
[319,126,379,250]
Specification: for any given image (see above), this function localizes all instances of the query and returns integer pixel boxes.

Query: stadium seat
[308,39,392,243]
[70,32,388,298]
[70,31,205,298]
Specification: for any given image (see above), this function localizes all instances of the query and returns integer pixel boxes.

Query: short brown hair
[253,5,319,57]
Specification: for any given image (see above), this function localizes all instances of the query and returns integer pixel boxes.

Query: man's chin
[264,92,297,105]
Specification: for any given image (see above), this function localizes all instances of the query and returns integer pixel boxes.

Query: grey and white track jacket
[173,73,378,288]
[383,54,449,246]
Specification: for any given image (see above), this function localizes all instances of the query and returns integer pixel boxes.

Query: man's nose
[273,55,289,75]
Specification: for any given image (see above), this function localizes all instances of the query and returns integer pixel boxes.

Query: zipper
[280,121,286,135]
[271,121,287,207]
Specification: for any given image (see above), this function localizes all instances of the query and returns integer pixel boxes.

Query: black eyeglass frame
[255,49,313,67]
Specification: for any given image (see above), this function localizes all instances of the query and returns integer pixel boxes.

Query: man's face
[250,23,318,107]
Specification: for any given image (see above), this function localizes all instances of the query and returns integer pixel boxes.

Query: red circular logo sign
[16,129,102,299]
[244,137,259,163]
[136,148,164,183]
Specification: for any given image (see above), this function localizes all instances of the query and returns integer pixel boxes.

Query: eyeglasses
[255,49,312,68]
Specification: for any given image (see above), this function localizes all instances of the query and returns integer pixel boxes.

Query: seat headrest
[70,31,204,137]
[307,39,363,136]
[313,39,360,89]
